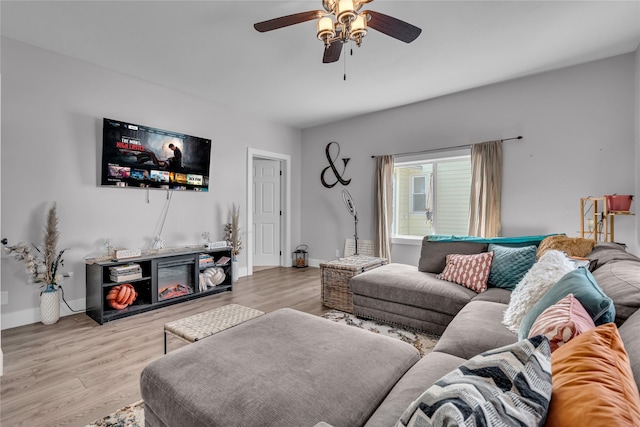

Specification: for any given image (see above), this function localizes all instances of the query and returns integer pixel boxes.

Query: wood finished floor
[1,266,326,427]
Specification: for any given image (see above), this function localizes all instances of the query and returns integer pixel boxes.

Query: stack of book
[216,256,231,266]
[109,263,143,282]
[199,253,216,268]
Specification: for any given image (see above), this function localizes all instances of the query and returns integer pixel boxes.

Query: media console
[85,246,233,324]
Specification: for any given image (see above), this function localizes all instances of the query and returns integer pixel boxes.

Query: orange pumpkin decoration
[106,283,138,310]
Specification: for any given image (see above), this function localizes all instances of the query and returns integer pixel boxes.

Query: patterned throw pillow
[518,267,615,340]
[487,244,537,290]
[436,252,494,293]
[527,293,596,352]
[395,335,552,427]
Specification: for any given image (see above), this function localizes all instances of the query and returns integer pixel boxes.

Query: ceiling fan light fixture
[349,14,367,45]
[336,0,357,25]
[317,16,336,45]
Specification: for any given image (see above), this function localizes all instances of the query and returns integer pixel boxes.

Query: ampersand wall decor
[321,141,351,188]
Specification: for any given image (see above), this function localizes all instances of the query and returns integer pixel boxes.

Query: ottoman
[140,308,420,427]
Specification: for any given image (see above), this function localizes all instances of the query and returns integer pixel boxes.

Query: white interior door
[253,158,281,266]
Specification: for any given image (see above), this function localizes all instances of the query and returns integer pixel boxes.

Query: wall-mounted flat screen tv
[101,118,211,192]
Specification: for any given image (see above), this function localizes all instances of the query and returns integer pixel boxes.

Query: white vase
[40,285,61,325]
[231,259,239,283]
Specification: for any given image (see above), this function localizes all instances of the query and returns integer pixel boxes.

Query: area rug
[321,310,439,356]
[84,400,144,427]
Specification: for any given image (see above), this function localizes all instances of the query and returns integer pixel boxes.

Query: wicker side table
[320,255,387,313]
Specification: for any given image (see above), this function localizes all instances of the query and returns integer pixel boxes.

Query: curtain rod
[371,136,523,158]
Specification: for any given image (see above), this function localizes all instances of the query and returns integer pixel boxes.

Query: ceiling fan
[254,0,422,64]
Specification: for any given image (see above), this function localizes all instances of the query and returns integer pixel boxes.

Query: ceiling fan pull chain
[344,43,348,81]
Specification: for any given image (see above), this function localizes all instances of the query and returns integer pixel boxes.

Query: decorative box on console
[320,255,387,313]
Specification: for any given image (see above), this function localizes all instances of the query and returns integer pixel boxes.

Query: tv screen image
[172,172,188,184]
[101,118,211,191]
[108,164,130,179]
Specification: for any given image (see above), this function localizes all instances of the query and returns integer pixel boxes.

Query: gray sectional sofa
[140,239,640,427]
[350,235,546,334]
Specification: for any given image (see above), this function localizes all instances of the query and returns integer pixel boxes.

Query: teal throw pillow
[518,268,615,340]
[487,244,537,290]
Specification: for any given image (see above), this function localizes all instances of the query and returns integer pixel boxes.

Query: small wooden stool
[163,303,265,353]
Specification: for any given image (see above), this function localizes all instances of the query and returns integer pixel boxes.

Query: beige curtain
[374,155,394,261]
[468,140,503,237]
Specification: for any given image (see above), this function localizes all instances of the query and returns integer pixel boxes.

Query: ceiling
[2,1,639,129]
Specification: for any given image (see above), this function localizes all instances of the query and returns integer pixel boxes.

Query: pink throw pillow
[436,252,494,293]
[528,293,596,352]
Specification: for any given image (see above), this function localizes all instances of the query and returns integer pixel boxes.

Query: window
[392,150,471,238]
[411,175,429,213]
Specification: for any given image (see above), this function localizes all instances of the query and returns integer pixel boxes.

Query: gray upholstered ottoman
[140,308,420,427]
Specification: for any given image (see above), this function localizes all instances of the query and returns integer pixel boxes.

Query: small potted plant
[4,203,67,324]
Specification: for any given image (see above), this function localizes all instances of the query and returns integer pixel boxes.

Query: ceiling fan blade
[364,10,422,43]
[254,10,324,32]
[322,40,343,63]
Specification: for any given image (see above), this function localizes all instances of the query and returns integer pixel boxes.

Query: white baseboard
[1,297,86,330]
[239,266,248,278]
[308,258,326,268]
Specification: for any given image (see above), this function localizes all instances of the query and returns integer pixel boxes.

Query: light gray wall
[301,53,638,266]
[636,46,640,248]
[0,71,3,368]
[0,38,302,328]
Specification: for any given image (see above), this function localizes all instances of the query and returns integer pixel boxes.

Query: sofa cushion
[527,293,596,352]
[395,335,552,427]
[536,235,595,259]
[619,309,640,391]
[487,244,537,290]
[587,242,640,270]
[591,260,640,324]
[503,250,576,333]
[418,239,487,273]
[546,323,640,427]
[433,300,517,359]
[141,308,420,427]
[471,287,512,304]
[518,268,615,340]
[436,252,494,293]
[350,263,476,318]
[364,352,466,427]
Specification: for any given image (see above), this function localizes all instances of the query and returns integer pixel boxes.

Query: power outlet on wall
[335,249,340,257]
[1,291,8,305]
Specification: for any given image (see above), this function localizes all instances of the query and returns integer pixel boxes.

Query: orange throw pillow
[546,323,640,427]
